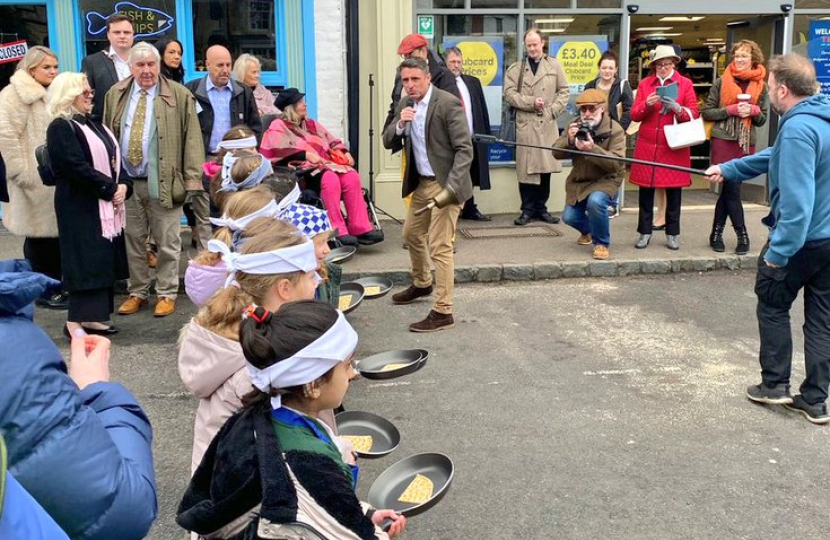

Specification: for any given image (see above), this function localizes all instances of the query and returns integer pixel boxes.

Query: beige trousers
[189,190,212,252]
[126,180,183,299]
[403,178,462,315]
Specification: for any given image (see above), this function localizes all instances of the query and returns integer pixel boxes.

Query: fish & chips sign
[87,1,174,39]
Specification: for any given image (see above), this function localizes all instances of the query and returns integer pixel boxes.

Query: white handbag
[663,108,706,149]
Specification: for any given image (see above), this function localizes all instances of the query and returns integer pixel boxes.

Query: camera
[575,120,596,142]
[780,4,792,12]
[627,4,639,14]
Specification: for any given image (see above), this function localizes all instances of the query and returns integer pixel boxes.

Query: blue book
[656,82,678,100]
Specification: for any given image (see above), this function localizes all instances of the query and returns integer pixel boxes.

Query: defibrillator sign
[0,40,29,65]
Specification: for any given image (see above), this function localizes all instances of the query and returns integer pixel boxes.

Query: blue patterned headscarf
[281,203,333,239]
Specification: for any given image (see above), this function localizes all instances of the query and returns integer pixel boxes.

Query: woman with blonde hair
[178,217,323,473]
[0,46,64,308]
[701,39,769,254]
[233,53,280,118]
[46,72,132,338]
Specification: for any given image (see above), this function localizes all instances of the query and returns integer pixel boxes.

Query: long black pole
[473,135,709,176]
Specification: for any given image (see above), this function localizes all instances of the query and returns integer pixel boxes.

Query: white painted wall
[314,0,348,141]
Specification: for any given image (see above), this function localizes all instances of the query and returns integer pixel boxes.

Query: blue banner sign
[808,20,830,96]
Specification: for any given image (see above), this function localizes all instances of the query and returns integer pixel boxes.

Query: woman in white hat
[629,44,699,251]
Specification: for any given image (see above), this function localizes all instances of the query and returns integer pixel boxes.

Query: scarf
[75,120,125,240]
[720,63,766,154]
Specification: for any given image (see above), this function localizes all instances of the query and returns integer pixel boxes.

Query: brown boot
[392,284,433,305]
[409,310,454,333]
[118,295,148,315]
[154,297,176,317]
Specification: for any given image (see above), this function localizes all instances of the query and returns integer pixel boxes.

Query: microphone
[402,98,414,138]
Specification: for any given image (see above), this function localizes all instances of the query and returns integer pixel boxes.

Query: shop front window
[191,0,279,73]
[417,0,465,9]
[80,0,177,55]
[793,14,830,95]
[526,14,622,128]
[0,5,49,89]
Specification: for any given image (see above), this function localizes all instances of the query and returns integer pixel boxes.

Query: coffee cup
[737,94,751,104]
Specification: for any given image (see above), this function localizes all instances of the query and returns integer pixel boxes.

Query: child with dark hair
[177,300,406,540]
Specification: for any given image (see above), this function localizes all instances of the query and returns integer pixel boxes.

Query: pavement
[2,191,770,286]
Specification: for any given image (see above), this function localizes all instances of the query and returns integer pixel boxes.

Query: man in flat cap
[383,33,459,138]
[552,88,626,260]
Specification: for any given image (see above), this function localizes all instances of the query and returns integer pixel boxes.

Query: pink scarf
[75,120,124,240]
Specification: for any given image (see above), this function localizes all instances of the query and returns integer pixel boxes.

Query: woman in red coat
[629,45,699,250]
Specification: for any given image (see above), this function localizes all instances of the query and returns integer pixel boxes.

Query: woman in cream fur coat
[0,46,65,307]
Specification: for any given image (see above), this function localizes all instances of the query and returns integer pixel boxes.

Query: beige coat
[504,55,570,185]
[0,70,58,237]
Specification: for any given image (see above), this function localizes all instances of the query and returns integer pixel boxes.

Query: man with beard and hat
[553,89,625,261]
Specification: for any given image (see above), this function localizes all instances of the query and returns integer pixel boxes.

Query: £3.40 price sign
[554,41,603,85]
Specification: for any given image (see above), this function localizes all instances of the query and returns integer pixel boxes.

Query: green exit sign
[418,15,434,39]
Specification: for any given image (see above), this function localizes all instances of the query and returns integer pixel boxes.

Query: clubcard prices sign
[0,40,29,65]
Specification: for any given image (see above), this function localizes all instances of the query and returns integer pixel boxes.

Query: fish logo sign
[87,1,174,39]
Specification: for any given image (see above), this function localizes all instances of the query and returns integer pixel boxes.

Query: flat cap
[397,34,428,56]
[576,88,608,106]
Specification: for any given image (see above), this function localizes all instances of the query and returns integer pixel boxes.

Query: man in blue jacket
[705,53,830,425]
[0,259,158,538]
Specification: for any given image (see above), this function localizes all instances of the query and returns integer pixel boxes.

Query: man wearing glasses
[552,89,626,261]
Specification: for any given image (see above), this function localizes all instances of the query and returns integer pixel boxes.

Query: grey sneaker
[746,383,793,405]
[785,394,830,425]
[666,234,680,250]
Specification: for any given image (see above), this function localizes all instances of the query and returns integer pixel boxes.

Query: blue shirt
[206,77,233,153]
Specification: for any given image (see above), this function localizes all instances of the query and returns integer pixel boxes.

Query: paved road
[35,271,829,540]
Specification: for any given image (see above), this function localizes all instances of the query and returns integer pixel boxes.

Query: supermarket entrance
[627,12,785,206]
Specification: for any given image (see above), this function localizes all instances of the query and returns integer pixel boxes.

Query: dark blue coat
[0,259,157,540]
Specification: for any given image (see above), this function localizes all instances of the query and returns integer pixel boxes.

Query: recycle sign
[418,15,434,39]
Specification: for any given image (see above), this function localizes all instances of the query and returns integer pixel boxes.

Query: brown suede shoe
[392,284,433,305]
[118,295,148,315]
[409,310,454,333]
[154,297,176,317]
[577,233,592,245]
[147,250,158,269]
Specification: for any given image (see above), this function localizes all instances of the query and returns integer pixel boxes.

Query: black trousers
[637,187,682,236]
[68,287,114,323]
[23,237,62,282]
[519,173,551,216]
[755,239,830,404]
[713,181,745,228]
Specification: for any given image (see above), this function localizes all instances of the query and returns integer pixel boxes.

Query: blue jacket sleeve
[719,146,772,182]
[1,320,157,540]
[0,473,70,540]
[764,135,817,267]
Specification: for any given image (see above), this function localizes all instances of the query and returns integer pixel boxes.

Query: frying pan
[335,411,401,458]
[325,245,356,264]
[367,453,454,520]
[338,282,364,314]
[350,276,394,299]
[356,349,427,380]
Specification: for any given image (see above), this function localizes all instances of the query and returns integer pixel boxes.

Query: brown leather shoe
[577,233,592,245]
[392,284,433,305]
[147,250,158,269]
[154,297,176,317]
[593,245,610,260]
[409,310,454,333]
[118,295,148,315]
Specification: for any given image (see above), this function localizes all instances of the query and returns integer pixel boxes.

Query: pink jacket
[177,320,340,474]
[184,259,228,308]
[178,320,250,472]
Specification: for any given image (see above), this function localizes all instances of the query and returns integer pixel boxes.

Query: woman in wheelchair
[261,88,384,247]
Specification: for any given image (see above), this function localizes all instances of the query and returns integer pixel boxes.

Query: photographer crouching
[553,89,626,260]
